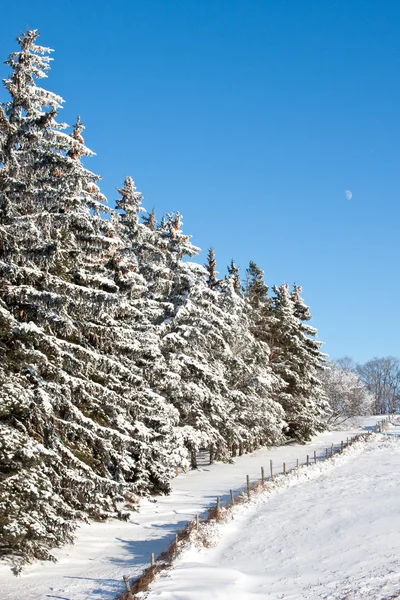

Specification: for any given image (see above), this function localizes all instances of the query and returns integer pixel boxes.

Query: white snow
[12,321,44,335]
[0,417,382,600]
[149,426,400,600]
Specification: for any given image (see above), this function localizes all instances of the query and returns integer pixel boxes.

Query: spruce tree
[0,31,91,220]
[142,207,156,231]
[113,178,183,489]
[268,283,328,441]
[244,261,274,344]
[204,247,220,290]
[152,216,224,465]
[116,176,144,230]
[227,259,241,294]
[218,276,285,450]
[245,261,269,306]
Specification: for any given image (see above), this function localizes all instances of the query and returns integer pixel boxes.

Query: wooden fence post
[314,450,317,464]
[246,475,250,498]
[283,462,286,475]
[261,466,265,484]
[331,443,334,457]
[230,489,234,505]
[341,440,344,453]
[306,455,309,467]
[123,575,134,600]
[296,458,299,469]
[151,552,155,567]
[270,459,274,481]
[325,448,328,459]
[196,514,199,530]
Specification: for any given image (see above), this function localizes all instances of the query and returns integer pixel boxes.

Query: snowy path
[0,417,380,600]
[147,432,400,600]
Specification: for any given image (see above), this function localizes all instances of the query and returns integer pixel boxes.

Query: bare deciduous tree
[335,356,356,372]
[356,357,400,415]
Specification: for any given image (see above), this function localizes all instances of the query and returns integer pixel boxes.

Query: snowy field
[0,417,382,600]
[148,430,400,600]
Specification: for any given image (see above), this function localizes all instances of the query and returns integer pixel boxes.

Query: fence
[119,419,387,599]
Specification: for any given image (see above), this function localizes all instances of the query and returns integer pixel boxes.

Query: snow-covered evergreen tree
[142,207,156,231]
[244,260,273,344]
[112,177,185,486]
[244,268,328,442]
[268,283,328,441]
[227,259,242,294]
[204,247,220,290]
[218,276,285,451]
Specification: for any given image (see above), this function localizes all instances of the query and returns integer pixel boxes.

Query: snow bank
[0,417,381,600]
[148,433,400,600]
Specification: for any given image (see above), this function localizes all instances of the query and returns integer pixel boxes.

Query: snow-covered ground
[0,417,381,600]
[148,428,400,600]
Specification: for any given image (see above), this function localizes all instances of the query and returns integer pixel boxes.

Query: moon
[344,189,352,200]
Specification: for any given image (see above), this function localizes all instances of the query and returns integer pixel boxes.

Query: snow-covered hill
[148,429,400,600]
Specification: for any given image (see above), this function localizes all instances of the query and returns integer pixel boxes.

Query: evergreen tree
[164,211,199,264]
[227,259,241,294]
[245,261,269,306]
[204,247,220,290]
[112,178,184,487]
[158,214,167,231]
[218,277,285,450]
[152,216,223,465]
[142,207,156,231]
[116,176,144,231]
[244,261,274,344]
[0,31,100,221]
[269,283,328,441]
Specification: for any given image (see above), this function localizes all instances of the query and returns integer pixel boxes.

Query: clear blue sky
[1,0,399,364]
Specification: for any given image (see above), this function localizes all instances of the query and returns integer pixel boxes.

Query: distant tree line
[0,31,330,566]
[337,356,400,415]
[319,356,400,425]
